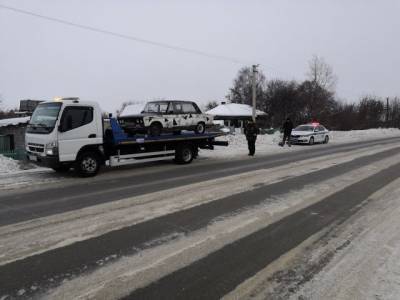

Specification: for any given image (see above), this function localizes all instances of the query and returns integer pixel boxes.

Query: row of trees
[223,56,400,130]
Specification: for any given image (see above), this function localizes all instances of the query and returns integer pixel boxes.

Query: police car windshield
[294,125,314,132]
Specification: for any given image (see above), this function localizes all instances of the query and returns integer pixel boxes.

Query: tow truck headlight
[45,141,58,156]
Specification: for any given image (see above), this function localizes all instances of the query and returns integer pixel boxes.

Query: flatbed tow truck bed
[107,118,227,167]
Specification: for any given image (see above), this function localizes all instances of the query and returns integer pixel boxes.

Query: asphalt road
[1,136,399,226]
[1,137,400,299]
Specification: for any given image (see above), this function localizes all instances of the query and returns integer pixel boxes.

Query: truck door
[58,106,100,162]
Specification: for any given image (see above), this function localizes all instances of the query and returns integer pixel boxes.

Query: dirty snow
[0,155,22,173]
[2,143,395,266]
[42,147,400,300]
[290,177,400,300]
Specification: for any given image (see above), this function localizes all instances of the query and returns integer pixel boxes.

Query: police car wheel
[324,136,329,144]
[309,137,314,145]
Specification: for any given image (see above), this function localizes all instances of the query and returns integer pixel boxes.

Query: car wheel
[324,135,329,144]
[309,137,314,145]
[195,122,206,134]
[149,122,162,136]
[75,152,100,177]
[175,144,194,164]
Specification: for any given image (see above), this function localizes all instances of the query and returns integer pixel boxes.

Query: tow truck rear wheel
[175,144,194,164]
[75,152,100,177]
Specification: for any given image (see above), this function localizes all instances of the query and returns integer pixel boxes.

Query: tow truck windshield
[27,102,62,134]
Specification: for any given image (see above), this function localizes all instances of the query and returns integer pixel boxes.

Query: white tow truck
[25,98,228,176]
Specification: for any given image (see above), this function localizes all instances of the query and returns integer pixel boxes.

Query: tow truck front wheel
[75,152,100,177]
[175,144,194,164]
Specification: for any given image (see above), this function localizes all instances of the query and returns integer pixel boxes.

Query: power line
[0,3,252,65]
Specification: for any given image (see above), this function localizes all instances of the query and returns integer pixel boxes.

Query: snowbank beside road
[329,128,400,143]
[0,155,22,173]
[199,128,400,159]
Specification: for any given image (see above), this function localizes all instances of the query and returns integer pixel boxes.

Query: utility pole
[386,97,390,127]
[252,64,258,122]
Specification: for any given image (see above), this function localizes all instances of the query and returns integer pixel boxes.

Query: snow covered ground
[2,129,400,299]
[290,177,400,300]
[0,155,22,173]
[200,128,400,158]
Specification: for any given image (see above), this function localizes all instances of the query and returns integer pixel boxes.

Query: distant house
[206,102,267,129]
[0,116,30,159]
[0,99,44,159]
[19,99,43,115]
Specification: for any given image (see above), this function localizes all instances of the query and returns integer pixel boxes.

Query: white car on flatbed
[290,123,330,145]
[118,100,213,136]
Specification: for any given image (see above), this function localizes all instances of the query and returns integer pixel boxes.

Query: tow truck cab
[26,98,104,172]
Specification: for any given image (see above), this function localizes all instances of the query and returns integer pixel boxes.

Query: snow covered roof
[0,116,30,128]
[119,103,145,117]
[206,103,266,117]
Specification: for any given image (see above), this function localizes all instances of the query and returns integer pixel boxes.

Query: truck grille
[28,143,45,153]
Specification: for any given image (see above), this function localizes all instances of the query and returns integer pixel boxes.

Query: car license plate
[29,155,38,161]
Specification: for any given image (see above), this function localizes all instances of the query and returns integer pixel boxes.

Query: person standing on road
[244,120,259,156]
[281,118,293,147]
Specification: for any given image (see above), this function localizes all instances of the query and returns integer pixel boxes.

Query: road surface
[1,137,400,299]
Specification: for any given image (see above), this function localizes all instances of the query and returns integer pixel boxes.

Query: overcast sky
[1,0,399,112]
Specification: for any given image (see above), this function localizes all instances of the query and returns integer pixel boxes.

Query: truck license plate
[29,155,38,161]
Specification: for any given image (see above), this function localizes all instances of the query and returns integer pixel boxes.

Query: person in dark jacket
[281,118,293,147]
[244,120,259,156]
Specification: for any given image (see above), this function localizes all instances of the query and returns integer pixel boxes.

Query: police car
[290,123,330,145]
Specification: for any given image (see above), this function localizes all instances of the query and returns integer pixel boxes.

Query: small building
[206,102,267,130]
[19,99,43,115]
[0,116,30,159]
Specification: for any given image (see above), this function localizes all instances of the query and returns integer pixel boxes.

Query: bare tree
[205,100,218,111]
[307,55,337,92]
[226,66,266,107]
